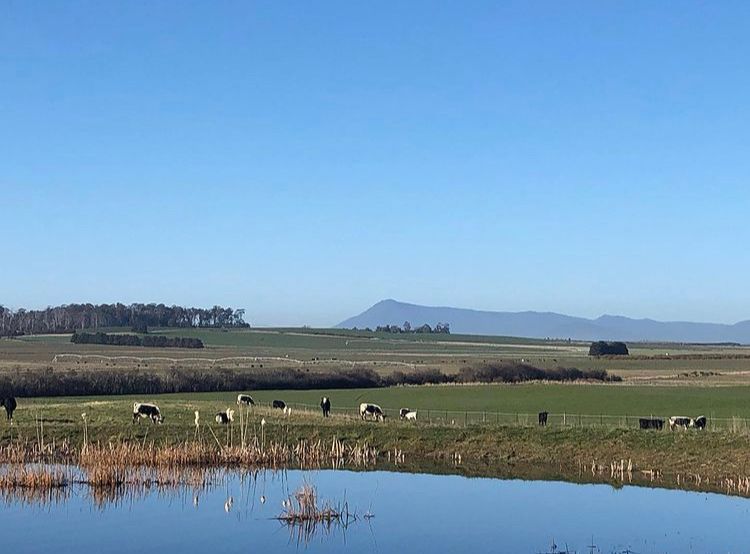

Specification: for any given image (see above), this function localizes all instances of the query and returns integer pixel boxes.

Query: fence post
[465,411,468,427]
[483,411,486,423]
[496,412,499,425]
[428,410,431,423]
[563,412,566,426]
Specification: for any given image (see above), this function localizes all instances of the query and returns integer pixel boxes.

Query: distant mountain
[337,299,750,344]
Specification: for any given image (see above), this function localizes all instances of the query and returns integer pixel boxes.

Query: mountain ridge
[337,299,750,343]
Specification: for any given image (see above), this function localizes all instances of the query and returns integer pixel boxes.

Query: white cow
[237,394,255,407]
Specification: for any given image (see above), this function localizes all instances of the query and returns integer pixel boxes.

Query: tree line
[365,321,451,334]
[0,303,248,337]
[71,332,204,349]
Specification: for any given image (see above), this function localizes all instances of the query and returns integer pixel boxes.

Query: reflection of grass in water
[0,462,229,509]
[276,483,372,545]
[0,465,71,506]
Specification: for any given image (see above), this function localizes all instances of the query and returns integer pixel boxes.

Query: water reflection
[1,466,749,553]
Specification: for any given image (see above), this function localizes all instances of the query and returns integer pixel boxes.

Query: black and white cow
[215,408,235,424]
[272,400,286,410]
[133,402,163,424]
[360,403,385,421]
[0,397,17,423]
[538,411,548,426]
[236,394,255,407]
[669,416,693,431]
[320,397,331,417]
[693,415,707,430]
[399,408,417,421]
[639,418,664,430]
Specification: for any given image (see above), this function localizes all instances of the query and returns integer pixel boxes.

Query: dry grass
[0,432,380,499]
[278,483,343,523]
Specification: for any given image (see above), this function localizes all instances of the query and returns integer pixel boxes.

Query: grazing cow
[693,415,707,430]
[639,418,664,430]
[132,402,163,424]
[215,408,235,424]
[237,394,255,407]
[272,400,286,410]
[669,416,693,431]
[398,408,417,421]
[320,397,331,417]
[0,397,17,423]
[399,408,417,421]
[538,411,548,426]
[359,403,385,421]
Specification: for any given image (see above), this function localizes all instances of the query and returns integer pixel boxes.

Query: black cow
[1,397,17,422]
[133,402,163,424]
[215,409,234,424]
[693,415,707,430]
[320,397,331,417]
[639,418,664,430]
[272,400,286,410]
[538,411,548,426]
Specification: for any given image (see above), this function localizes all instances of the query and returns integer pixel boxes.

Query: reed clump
[75,437,378,472]
[278,484,342,523]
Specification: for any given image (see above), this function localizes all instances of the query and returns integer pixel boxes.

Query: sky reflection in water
[2,469,748,554]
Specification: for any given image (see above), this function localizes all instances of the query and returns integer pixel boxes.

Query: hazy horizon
[3,2,750,326]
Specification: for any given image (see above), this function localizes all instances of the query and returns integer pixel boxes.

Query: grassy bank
[2,387,750,487]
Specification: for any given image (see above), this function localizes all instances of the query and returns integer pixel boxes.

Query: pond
[2,468,747,553]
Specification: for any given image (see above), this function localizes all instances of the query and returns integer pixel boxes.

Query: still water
[2,468,748,553]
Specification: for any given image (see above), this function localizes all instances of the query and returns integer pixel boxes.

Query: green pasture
[14,383,750,423]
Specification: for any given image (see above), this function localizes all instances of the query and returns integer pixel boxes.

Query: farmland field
[4,328,750,484]
[4,327,750,433]
[4,326,750,383]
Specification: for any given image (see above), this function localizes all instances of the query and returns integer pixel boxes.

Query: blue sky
[2,1,750,326]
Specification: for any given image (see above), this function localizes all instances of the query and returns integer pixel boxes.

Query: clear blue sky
[2,1,750,326]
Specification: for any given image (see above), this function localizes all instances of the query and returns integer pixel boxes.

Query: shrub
[71,332,203,349]
[456,363,621,384]
[589,341,629,356]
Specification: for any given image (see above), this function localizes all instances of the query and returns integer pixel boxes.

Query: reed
[0,432,380,496]
[277,484,343,523]
[0,465,69,489]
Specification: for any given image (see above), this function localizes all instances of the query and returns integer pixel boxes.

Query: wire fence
[267,401,750,433]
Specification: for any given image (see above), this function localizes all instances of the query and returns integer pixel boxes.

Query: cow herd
[536,410,708,431]
[127,395,418,426]
[0,395,713,434]
[637,415,708,430]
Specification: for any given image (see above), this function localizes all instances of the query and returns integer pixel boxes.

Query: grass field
[9,383,750,433]
[5,326,750,383]
[3,326,750,486]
